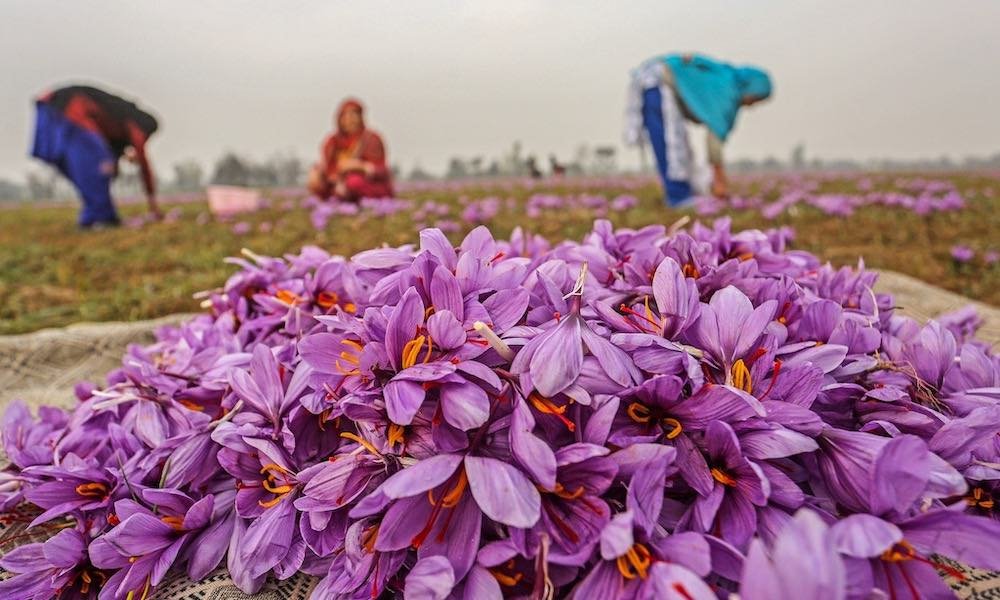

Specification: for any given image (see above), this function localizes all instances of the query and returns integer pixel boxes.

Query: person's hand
[148,201,164,221]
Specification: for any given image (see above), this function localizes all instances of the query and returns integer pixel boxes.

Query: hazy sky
[2,1,999,181]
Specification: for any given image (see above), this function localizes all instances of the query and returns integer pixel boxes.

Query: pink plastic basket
[207,186,263,217]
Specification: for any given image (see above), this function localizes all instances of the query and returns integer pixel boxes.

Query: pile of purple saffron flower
[3,218,1000,599]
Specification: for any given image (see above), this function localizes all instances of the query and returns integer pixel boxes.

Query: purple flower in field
[310,516,407,599]
[610,194,638,211]
[984,250,999,265]
[686,285,777,378]
[4,212,1000,596]
[950,245,974,263]
[511,440,617,564]
[163,207,183,223]
[2,401,67,469]
[434,219,460,233]
[611,376,764,495]
[231,221,252,235]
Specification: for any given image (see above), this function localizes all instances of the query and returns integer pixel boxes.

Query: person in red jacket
[307,98,394,202]
[31,85,161,228]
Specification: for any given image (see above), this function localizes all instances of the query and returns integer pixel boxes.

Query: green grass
[1,173,998,335]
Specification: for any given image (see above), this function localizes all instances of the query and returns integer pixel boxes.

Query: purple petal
[382,454,464,499]
[510,402,557,490]
[902,510,1000,570]
[527,318,583,397]
[384,379,426,425]
[386,288,425,370]
[871,435,931,515]
[600,510,634,559]
[465,456,540,528]
[830,514,902,558]
[427,310,466,350]
[440,383,490,430]
[645,562,716,600]
[740,428,818,460]
[405,556,455,600]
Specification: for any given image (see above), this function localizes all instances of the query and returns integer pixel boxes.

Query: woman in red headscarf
[307,98,394,202]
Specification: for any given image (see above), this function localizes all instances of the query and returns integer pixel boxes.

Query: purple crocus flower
[571,511,715,599]
[89,488,229,598]
[950,245,974,263]
[831,510,1000,599]
[685,286,778,382]
[0,527,106,600]
[513,267,640,397]
[22,457,118,526]
[813,429,965,516]
[740,509,846,600]
[678,420,770,547]
[510,442,617,565]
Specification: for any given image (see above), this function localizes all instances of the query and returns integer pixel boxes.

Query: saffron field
[1,172,998,335]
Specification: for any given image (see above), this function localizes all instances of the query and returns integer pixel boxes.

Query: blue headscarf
[663,54,772,141]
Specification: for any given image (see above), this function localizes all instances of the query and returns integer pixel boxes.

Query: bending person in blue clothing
[625,53,772,207]
[31,85,161,229]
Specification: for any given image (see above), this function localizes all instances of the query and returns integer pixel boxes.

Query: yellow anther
[731,359,753,393]
[340,431,382,457]
[626,402,652,424]
[616,543,652,580]
[661,417,683,439]
[711,467,737,487]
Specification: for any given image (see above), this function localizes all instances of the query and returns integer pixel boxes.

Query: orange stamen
[160,515,185,531]
[553,482,586,500]
[316,291,340,309]
[711,468,737,487]
[402,335,427,369]
[75,482,108,499]
[387,423,406,449]
[257,463,295,508]
[340,431,382,456]
[616,543,652,580]
[177,399,204,412]
[626,402,652,424]
[529,393,576,431]
[662,417,683,439]
[275,289,301,305]
[490,569,523,587]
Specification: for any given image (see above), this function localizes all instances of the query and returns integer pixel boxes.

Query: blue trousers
[32,103,119,226]
[642,87,692,206]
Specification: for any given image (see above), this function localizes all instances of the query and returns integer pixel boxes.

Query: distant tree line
[4,144,1000,202]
